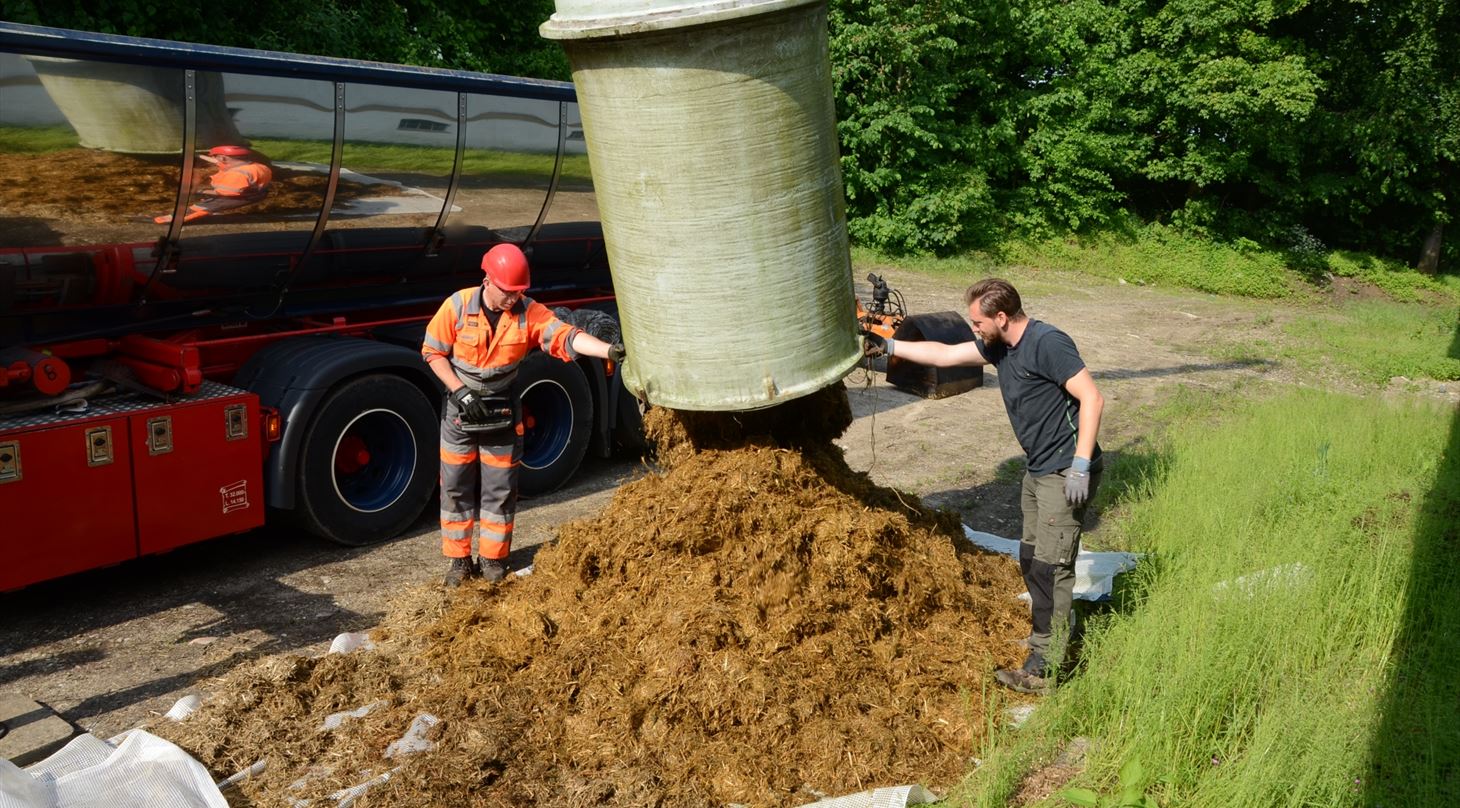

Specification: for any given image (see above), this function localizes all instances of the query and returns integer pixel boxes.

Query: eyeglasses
[488,281,523,302]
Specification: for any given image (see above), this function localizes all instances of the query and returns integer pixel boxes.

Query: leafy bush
[1326,251,1460,304]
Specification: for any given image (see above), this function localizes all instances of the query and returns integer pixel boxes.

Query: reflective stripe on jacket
[422,286,580,392]
[210,162,272,199]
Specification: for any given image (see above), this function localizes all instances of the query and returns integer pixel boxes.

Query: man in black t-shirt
[862,278,1105,695]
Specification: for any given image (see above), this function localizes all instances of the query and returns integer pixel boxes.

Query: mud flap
[885,311,984,398]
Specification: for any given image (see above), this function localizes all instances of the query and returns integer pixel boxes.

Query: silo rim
[539,0,820,41]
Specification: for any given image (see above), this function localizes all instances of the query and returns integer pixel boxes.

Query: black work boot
[443,555,479,587]
[479,557,508,583]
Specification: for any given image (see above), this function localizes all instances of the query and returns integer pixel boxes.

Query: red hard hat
[481,244,530,291]
[208,145,250,157]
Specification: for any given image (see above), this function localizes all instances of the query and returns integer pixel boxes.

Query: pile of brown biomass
[155,383,1028,807]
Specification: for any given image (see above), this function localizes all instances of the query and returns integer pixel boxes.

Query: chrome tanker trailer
[0,23,636,589]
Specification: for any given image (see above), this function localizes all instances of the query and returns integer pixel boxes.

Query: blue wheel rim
[331,408,416,513]
[522,379,573,471]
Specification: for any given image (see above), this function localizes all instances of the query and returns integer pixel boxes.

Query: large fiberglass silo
[541,0,858,411]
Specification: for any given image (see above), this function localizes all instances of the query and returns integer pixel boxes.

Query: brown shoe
[995,667,1050,695]
[479,558,508,583]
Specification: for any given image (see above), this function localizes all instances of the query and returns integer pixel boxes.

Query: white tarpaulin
[796,783,938,807]
[0,729,227,808]
[962,526,1142,602]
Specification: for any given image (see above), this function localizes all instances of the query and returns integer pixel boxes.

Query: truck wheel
[517,351,592,496]
[295,374,437,546]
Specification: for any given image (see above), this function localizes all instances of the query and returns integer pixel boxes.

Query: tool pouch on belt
[460,393,515,435]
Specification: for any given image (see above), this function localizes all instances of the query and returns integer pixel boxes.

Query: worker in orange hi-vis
[422,243,627,587]
[153,145,273,224]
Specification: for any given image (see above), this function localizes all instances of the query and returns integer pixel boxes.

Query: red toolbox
[0,381,265,590]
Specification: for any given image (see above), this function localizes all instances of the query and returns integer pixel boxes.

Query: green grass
[992,457,1028,485]
[1206,300,1460,385]
[0,124,81,152]
[1280,303,1460,383]
[1003,226,1299,300]
[954,389,1460,807]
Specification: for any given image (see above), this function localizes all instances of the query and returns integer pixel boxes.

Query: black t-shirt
[978,320,1102,475]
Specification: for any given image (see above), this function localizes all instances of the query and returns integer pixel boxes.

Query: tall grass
[958,390,1458,807]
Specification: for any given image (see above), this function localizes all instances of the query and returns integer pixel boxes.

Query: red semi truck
[0,23,638,590]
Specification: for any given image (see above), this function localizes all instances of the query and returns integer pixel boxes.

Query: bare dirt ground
[0,265,1441,761]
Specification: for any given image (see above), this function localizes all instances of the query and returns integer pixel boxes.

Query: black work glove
[1064,456,1092,506]
[607,342,627,365]
[859,329,892,358]
[450,386,490,424]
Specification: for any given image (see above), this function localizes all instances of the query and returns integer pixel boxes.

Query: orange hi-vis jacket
[211,162,272,200]
[422,286,580,393]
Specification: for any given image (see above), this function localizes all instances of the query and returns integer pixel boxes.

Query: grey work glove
[450,386,490,424]
[859,329,893,358]
[1064,456,1092,506]
[607,342,627,365]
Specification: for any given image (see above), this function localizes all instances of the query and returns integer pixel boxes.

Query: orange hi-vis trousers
[439,399,523,561]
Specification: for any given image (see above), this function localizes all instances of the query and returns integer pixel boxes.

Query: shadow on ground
[1093,358,1275,381]
[1364,317,1460,800]
[0,521,414,722]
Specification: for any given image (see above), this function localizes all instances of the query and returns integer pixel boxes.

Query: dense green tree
[830,0,1016,252]
[1005,0,1148,233]
[0,0,568,79]
[1288,0,1458,270]
[1130,0,1321,222]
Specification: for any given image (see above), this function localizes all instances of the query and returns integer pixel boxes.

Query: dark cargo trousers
[1020,467,1101,675]
[439,399,522,562]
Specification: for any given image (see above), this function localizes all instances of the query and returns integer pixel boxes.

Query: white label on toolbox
[220,480,250,513]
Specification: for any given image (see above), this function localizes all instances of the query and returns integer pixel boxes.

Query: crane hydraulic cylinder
[0,348,72,396]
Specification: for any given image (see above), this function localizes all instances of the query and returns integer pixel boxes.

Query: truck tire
[517,351,593,496]
[295,374,437,546]
[553,306,621,344]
